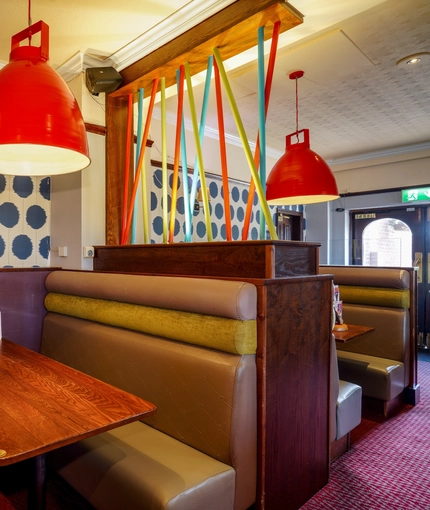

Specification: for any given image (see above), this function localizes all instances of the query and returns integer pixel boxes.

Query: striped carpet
[302,357,430,509]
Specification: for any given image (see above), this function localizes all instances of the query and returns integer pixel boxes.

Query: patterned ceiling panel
[177,0,430,162]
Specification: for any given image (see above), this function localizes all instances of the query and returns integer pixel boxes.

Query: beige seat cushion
[49,421,235,510]
[337,350,404,401]
[336,380,362,439]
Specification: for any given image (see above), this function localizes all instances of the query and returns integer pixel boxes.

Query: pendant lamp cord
[295,76,299,142]
[28,0,32,44]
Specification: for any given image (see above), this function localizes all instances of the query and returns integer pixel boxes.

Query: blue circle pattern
[0,175,6,194]
[39,236,50,259]
[215,203,223,220]
[13,176,33,198]
[221,224,226,240]
[0,176,50,266]
[150,169,302,243]
[209,181,218,199]
[237,207,245,222]
[231,186,240,202]
[196,221,206,238]
[153,170,163,189]
[39,177,50,200]
[169,173,181,190]
[153,216,163,235]
[26,205,47,230]
[0,203,19,228]
[12,235,33,260]
[151,192,158,211]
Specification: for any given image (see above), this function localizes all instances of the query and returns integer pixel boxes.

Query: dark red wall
[0,269,54,352]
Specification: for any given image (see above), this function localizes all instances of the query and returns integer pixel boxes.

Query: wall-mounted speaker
[85,67,123,95]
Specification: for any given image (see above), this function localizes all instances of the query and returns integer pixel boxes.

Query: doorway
[276,209,303,241]
[351,205,430,347]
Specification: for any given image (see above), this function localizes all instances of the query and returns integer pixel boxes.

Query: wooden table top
[333,324,375,343]
[0,338,156,466]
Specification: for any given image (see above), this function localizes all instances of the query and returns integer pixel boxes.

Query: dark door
[276,209,303,240]
[351,205,429,346]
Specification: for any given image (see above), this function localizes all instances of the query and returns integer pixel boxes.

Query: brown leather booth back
[45,270,257,320]
[320,266,411,385]
[41,271,257,508]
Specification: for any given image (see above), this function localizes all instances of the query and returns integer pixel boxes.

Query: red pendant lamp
[266,70,338,205]
[0,11,90,176]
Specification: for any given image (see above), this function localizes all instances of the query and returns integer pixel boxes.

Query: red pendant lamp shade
[0,21,90,176]
[266,70,338,205]
[266,129,339,205]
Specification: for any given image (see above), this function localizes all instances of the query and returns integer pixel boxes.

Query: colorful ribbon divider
[132,88,144,244]
[161,77,168,244]
[169,65,185,243]
[258,25,267,240]
[213,58,232,241]
[121,78,159,245]
[121,94,133,244]
[242,20,280,240]
[184,61,212,241]
[189,56,213,212]
[177,69,192,242]
[213,47,278,240]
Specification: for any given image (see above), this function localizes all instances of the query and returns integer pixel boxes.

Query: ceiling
[0,0,429,165]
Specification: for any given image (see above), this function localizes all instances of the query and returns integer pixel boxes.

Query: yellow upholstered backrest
[45,293,256,355]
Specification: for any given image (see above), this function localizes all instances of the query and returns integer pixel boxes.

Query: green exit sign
[402,188,430,203]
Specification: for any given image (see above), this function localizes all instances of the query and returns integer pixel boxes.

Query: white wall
[331,147,430,195]
[306,146,430,264]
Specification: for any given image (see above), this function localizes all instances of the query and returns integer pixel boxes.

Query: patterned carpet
[302,357,430,509]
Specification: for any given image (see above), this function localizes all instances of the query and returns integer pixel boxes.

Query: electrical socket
[83,246,95,258]
[58,246,68,257]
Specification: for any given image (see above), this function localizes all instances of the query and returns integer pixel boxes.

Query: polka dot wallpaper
[0,175,50,267]
[149,165,303,243]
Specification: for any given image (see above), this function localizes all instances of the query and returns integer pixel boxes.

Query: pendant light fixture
[266,70,338,205]
[0,1,90,176]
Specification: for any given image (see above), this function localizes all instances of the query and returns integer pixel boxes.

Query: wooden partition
[93,241,333,509]
[94,240,319,278]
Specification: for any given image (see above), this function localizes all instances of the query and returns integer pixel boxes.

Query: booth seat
[38,269,361,509]
[321,265,416,417]
[41,270,258,510]
[330,334,362,460]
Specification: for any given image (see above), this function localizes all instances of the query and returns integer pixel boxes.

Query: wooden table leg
[28,454,46,510]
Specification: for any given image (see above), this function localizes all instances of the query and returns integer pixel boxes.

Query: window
[362,218,412,266]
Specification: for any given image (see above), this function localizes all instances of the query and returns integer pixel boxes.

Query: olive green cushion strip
[339,285,409,309]
[45,293,256,355]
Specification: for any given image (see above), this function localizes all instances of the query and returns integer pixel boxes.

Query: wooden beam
[111,0,303,100]
[106,95,134,245]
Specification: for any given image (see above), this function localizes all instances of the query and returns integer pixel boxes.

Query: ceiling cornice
[328,142,430,170]
[56,0,236,82]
